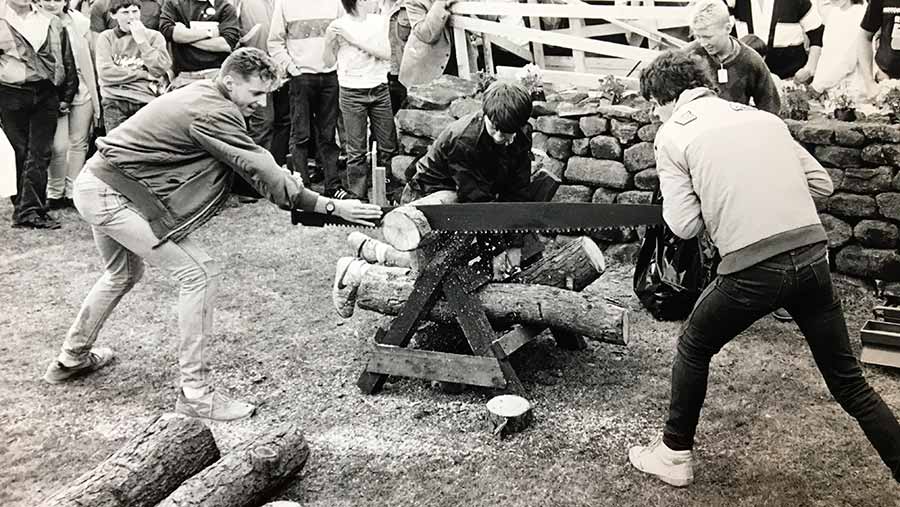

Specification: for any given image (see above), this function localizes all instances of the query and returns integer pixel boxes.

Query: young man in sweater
[628,50,900,487]
[42,48,382,421]
[95,0,171,131]
[268,0,346,197]
[158,0,241,89]
[684,0,780,115]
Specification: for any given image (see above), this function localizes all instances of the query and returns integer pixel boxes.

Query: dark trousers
[270,83,291,166]
[340,83,398,199]
[663,242,900,481]
[387,73,407,115]
[101,97,145,133]
[289,72,340,193]
[0,81,59,223]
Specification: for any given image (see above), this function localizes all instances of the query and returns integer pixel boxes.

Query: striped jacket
[729,0,822,50]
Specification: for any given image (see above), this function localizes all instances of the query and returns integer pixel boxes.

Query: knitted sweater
[95,27,171,104]
[267,0,342,75]
[685,38,781,115]
[654,88,832,274]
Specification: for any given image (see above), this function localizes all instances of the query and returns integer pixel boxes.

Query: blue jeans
[664,242,900,480]
[102,97,145,133]
[289,72,340,194]
[339,84,398,199]
[60,167,221,391]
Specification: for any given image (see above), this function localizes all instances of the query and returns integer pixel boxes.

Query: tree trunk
[156,423,309,507]
[514,236,605,291]
[383,190,457,251]
[42,414,219,507]
[356,265,627,345]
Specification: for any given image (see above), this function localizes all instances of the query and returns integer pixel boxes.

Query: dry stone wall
[394,76,900,287]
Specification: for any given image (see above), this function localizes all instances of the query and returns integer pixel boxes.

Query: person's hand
[205,25,219,39]
[286,63,301,77]
[333,199,383,227]
[129,19,149,44]
[876,68,890,83]
[58,101,70,115]
[793,66,814,85]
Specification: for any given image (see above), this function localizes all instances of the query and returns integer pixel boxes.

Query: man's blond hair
[689,0,732,29]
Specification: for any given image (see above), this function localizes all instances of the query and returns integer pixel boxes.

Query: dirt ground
[2,198,899,507]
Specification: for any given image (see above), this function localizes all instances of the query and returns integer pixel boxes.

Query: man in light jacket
[399,0,476,87]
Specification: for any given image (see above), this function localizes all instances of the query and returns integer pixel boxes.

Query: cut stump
[486,395,533,438]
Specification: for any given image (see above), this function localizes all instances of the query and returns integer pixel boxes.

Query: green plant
[475,70,497,95]
[832,91,855,110]
[781,86,812,121]
[597,74,626,105]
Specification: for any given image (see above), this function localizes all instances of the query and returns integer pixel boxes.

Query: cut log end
[486,395,533,438]
[383,206,432,251]
[580,236,605,274]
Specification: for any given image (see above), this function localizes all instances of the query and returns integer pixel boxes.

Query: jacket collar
[673,87,717,113]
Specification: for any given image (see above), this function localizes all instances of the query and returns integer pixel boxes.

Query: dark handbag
[633,191,720,321]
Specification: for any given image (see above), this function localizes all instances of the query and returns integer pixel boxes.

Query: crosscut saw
[290,202,664,234]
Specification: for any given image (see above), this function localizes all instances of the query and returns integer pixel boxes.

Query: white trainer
[628,434,694,487]
[332,257,369,318]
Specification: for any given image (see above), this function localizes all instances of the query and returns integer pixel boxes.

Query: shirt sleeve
[266,0,292,74]
[748,49,781,115]
[861,0,883,33]
[655,130,704,239]
[188,108,320,211]
[89,0,109,33]
[158,0,179,41]
[406,0,450,45]
[216,2,241,49]
[792,140,834,198]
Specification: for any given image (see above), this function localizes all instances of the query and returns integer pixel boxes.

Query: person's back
[655,91,829,272]
[333,12,390,89]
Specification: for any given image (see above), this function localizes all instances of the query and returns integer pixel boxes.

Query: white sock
[183,386,208,399]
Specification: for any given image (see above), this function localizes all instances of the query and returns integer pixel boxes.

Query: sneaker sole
[175,403,257,422]
[43,358,114,384]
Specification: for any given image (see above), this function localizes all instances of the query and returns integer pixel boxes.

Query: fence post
[453,27,472,78]
[526,0,546,67]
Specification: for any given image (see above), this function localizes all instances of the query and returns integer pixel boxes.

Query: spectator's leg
[65,100,94,198]
[270,83,291,166]
[0,85,30,222]
[340,87,371,200]
[314,72,342,196]
[19,84,59,222]
[370,83,398,170]
[288,75,312,186]
[47,113,69,202]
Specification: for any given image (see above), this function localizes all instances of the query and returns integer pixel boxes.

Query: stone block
[813,196,829,213]
[592,187,618,203]
[565,157,630,189]
[828,193,878,218]
[859,123,900,143]
[819,213,852,249]
[390,155,417,184]
[894,172,900,191]
[638,123,661,142]
[399,135,432,156]
[572,138,590,156]
[555,90,588,103]
[783,118,804,138]
[862,144,900,166]
[634,168,660,191]
[854,219,899,248]
[797,124,834,144]
[557,101,600,118]
[448,97,482,119]
[826,167,844,190]
[545,136,573,160]
[532,132,549,153]
[531,101,559,117]
[616,190,653,205]
[396,110,455,139]
[535,116,581,137]
[623,142,656,173]
[814,146,862,167]
[841,167,894,194]
[579,116,609,137]
[835,245,900,281]
[596,104,649,122]
[532,152,566,180]
[832,125,866,147]
[877,193,900,220]
[405,75,478,110]
[610,119,639,144]
[589,135,622,160]
[551,184,593,203]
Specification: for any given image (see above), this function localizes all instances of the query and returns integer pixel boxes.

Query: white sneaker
[628,434,694,487]
[332,257,368,318]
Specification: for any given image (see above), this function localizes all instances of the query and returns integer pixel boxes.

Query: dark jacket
[88,79,319,245]
[408,111,533,203]
[685,38,781,115]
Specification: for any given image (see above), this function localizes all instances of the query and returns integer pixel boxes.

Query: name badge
[892,16,900,50]
[205,6,216,16]
[717,68,728,84]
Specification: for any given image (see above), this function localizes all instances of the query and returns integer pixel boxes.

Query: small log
[348,231,413,268]
[356,265,627,345]
[42,414,219,507]
[383,190,457,251]
[383,206,432,252]
[486,395,533,438]
[514,236,605,291]
[157,423,309,507]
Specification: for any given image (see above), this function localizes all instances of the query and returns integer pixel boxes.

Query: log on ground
[356,265,627,345]
[156,423,309,507]
[486,395,533,439]
[42,414,220,507]
[514,235,605,291]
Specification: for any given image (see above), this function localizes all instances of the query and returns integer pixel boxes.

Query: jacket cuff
[295,188,319,212]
